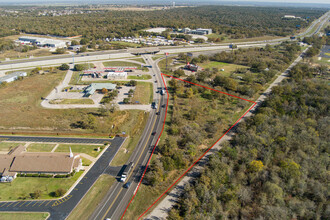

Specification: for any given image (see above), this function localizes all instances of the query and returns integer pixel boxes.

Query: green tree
[59,63,70,70]
[80,38,89,45]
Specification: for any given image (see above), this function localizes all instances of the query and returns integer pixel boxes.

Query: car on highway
[152,132,156,135]
[124,182,131,188]
[162,104,166,108]
[156,112,160,115]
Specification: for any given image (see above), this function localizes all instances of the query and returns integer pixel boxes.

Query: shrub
[59,63,70,70]
[54,188,66,197]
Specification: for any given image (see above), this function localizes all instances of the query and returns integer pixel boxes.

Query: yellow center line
[101,107,159,220]
[38,200,46,207]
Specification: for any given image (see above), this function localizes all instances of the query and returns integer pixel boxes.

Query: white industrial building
[182,28,212,35]
[0,71,27,84]
[18,36,67,48]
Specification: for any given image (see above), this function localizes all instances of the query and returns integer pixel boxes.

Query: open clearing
[0,171,83,201]
[131,82,153,104]
[49,99,95,105]
[67,175,115,220]
[127,75,152,80]
[199,61,249,77]
[0,70,147,135]
[103,61,141,67]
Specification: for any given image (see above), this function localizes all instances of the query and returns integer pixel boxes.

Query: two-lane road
[88,55,167,220]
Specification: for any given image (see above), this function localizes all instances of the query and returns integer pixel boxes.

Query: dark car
[152,132,156,135]
[156,112,160,115]
[124,182,131,188]
[162,104,166,108]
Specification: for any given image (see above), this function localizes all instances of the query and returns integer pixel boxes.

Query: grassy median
[67,175,115,220]
[0,212,49,220]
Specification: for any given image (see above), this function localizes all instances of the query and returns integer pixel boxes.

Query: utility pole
[165,52,169,70]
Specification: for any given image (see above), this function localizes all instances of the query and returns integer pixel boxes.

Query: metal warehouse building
[18,36,67,48]
[0,71,27,84]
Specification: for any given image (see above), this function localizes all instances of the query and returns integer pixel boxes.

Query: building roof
[10,153,79,173]
[0,144,81,176]
[0,155,14,175]
[0,72,27,83]
[84,83,116,96]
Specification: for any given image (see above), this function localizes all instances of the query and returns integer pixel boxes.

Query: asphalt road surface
[89,55,167,220]
[0,136,125,220]
[0,135,114,144]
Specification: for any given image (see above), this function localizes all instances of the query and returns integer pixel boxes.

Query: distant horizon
[0,0,329,8]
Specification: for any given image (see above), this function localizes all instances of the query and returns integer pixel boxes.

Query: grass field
[131,82,153,104]
[313,57,330,65]
[27,143,56,152]
[55,144,104,158]
[81,157,93,166]
[0,212,49,220]
[127,75,152,80]
[110,111,149,166]
[152,55,164,61]
[0,48,53,61]
[49,99,94,105]
[103,61,141,68]
[67,175,115,220]
[199,61,249,77]
[0,171,83,200]
[129,57,146,63]
[0,142,22,152]
[69,72,83,85]
[0,69,142,135]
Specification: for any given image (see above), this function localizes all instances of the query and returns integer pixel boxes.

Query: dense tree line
[168,42,302,99]
[167,62,330,219]
[0,6,325,40]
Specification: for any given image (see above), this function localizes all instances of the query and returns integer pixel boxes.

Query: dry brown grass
[0,70,144,135]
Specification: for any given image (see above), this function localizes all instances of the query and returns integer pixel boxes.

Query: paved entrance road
[0,136,125,220]
[0,135,114,144]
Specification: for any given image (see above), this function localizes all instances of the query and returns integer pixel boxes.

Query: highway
[0,10,328,72]
[77,12,330,219]
[0,10,328,220]
[88,55,167,220]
